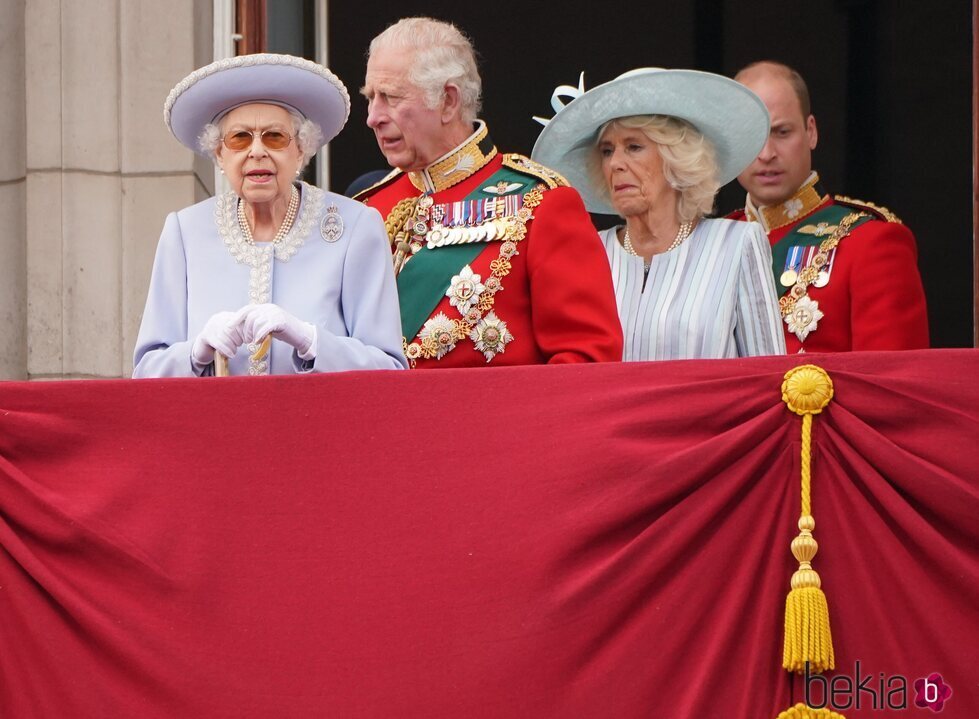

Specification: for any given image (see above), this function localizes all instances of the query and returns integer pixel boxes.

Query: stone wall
[0,0,211,379]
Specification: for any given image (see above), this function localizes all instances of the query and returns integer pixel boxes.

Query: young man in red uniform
[356,17,623,368]
[728,61,929,353]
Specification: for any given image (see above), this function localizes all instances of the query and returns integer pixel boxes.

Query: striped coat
[600,219,785,361]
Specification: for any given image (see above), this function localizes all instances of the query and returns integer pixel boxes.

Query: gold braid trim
[750,174,826,231]
[384,197,422,273]
[407,122,497,194]
[502,154,569,189]
[384,197,418,245]
[350,168,401,202]
[834,195,902,224]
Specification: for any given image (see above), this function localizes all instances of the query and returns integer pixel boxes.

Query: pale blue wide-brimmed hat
[164,53,351,154]
[531,68,769,214]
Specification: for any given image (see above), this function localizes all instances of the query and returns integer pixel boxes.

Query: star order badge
[320,204,343,242]
[785,295,824,342]
[470,311,513,362]
[445,265,485,315]
[418,313,459,360]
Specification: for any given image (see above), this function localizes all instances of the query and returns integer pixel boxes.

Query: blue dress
[133,181,407,377]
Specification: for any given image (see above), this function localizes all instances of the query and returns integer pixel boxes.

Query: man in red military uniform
[356,17,623,368]
[728,61,928,354]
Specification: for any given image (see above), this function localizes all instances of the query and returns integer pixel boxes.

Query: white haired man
[356,17,623,368]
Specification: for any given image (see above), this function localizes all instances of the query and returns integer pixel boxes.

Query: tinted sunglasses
[222,129,294,151]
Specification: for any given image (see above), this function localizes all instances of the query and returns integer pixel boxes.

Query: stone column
[24,0,204,379]
[0,0,27,380]
[120,2,199,377]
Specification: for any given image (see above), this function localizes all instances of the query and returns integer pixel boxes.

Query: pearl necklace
[238,185,300,244]
[623,220,695,262]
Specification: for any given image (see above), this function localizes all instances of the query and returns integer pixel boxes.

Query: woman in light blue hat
[533,69,785,360]
[134,54,407,377]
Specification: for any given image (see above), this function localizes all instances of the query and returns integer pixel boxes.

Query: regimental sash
[771,204,872,293]
[396,172,542,344]
[398,244,486,342]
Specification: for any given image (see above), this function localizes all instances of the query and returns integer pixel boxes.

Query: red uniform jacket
[728,195,929,353]
[360,152,623,368]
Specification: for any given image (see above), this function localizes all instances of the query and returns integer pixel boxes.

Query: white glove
[240,303,316,358]
[191,310,247,368]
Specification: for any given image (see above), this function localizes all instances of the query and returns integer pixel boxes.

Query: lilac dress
[133,181,407,377]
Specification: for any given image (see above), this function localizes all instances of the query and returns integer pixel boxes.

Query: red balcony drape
[1,350,977,718]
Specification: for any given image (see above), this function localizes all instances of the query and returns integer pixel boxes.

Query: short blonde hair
[369,17,482,124]
[590,115,720,223]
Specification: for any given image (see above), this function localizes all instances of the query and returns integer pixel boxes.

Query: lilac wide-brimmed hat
[164,53,351,154]
[531,68,769,214]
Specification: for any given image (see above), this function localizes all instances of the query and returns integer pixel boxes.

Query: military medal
[402,185,545,366]
[403,193,434,261]
[424,194,526,248]
[814,247,837,287]
[470,311,513,362]
[320,204,343,242]
[781,245,804,287]
[445,265,485,315]
[784,295,824,342]
[418,312,461,360]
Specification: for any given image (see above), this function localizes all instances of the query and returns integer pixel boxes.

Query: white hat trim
[164,53,350,130]
[164,54,352,156]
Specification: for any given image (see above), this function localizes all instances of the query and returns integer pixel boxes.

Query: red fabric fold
[0,350,976,718]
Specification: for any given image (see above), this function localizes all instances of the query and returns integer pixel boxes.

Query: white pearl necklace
[623,220,695,263]
[238,185,300,244]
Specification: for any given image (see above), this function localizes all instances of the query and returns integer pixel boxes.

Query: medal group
[402,185,545,364]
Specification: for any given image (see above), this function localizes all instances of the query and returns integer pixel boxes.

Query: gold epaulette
[351,167,403,202]
[834,195,902,224]
[502,153,569,190]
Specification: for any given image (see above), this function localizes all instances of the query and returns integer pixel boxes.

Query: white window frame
[212,0,237,196]
[212,0,330,192]
[314,0,329,190]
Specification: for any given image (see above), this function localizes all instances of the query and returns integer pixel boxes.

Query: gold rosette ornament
[782,364,833,415]
[775,703,847,719]
[780,365,835,677]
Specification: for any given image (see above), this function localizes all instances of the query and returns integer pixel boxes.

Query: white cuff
[297,323,317,361]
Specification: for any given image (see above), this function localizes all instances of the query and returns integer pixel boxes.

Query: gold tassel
[780,365,835,675]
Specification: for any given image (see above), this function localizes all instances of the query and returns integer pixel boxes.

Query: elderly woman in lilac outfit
[134,54,406,377]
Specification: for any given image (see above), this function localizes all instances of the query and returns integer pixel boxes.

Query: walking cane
[213,335,271,377]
